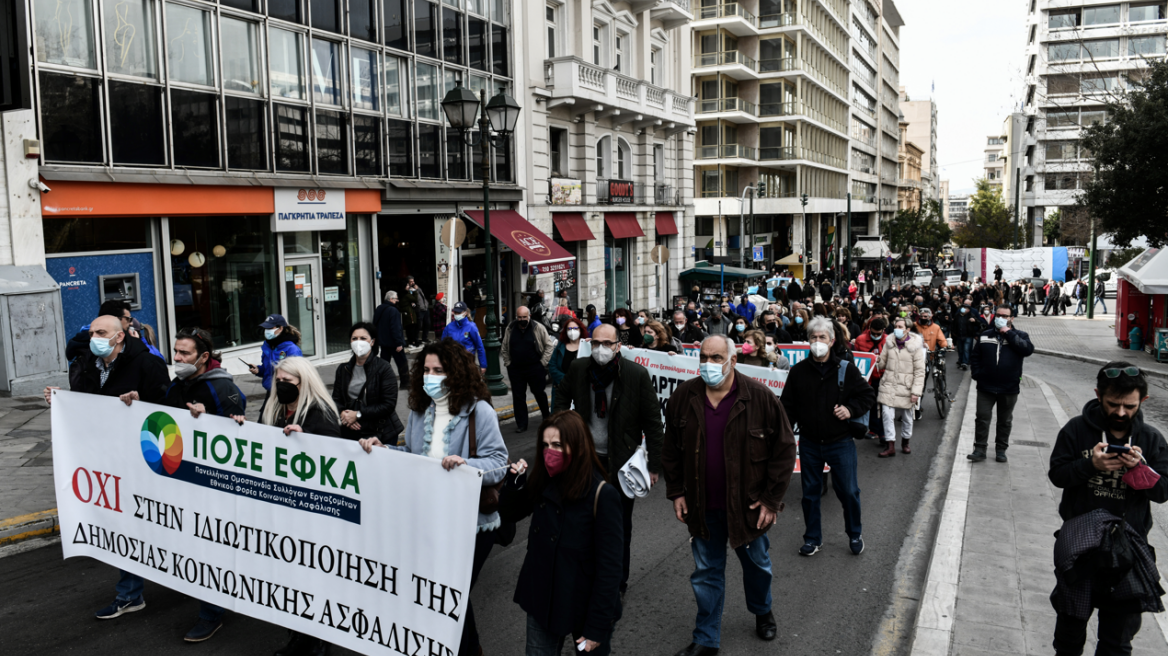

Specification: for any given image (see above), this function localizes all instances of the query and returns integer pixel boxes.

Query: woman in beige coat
[875,316,926,457]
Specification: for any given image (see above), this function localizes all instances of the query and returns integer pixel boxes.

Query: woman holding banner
[644,320,680,354]
[358,339,508,656]
[499,411,624,654]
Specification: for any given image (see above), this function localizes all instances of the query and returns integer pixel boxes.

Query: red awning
[604,212,645,239]
[552,212,595,242]
[654,211,678,236]
[463,210,575,265]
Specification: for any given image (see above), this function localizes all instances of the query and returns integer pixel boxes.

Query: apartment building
[520,0,696,316]
[689,0,905,275]
[998,112,1035,242]
[947,194,970,228]
[939,179,950,218]
[1023,0,1167,245]
[898,86,938,202]
[984,135,1006,191]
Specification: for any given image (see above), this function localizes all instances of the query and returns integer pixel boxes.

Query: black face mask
[517,319,530,329]
[276,381,300,405]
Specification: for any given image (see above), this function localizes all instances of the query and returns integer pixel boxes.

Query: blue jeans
[116,569,143,602]
[199,601,225,622]
[525,614,612,656]
[689,509,773,648]
[799,439,862,544]
[1095,295,1108,313]
[959,337,975,366]
[1074,298,1086,315]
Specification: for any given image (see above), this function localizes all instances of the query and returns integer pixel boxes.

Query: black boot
[756,611,777,640]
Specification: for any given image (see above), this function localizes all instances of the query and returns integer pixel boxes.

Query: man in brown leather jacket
[662,335,797,656]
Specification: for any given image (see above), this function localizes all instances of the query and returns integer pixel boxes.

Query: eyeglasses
[1103,366,1141,378]
[594,340,620,349]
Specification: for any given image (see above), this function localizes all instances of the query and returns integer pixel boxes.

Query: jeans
[116,569,144,602]
[598,456,636,591]
[974,389,1019,453]
[458,529,496,656]
[1096,295,1108,313]
[508,363,551,430]
[689,509,773,648]
[867,377,884,437]
[881,404,914,442]
[1074,298,1087,315]
[1053,609,1142,656]
[199,601,225,622]
[525,614,613,656]
[799,439,862,544]
[959,337,975,366]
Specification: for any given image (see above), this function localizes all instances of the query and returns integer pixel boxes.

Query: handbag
[1122,453,1162,490]
[837,361,870,438]
[467,408,506,515]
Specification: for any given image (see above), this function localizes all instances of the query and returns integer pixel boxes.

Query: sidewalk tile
[1021,608,1057,634]
[952,620,1028,654]
[957,582,1020,609]
[954,598,1023,630]
[1023,629,1053,655]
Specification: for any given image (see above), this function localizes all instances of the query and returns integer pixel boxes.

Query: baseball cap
[452,302,469,314]
[260,314,289,329]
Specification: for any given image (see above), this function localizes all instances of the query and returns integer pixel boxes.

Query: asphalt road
[0,358,963,656]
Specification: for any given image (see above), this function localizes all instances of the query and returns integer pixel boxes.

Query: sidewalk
[911,376,1168,655]
[1012,311,1168,379]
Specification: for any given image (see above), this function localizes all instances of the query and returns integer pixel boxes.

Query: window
[594,25,602,65]
[1083,39,1120,60]
[415,0,438,58]
[547,5,558,59]
[275,104,310,171]
[385,0,408,50]
[1047,74,1078,95]
[351,0,377,42]
[1080,108,1108,126]
[385,57,405,115]
[104,0,156,78]
[1048,42,1080,61]
[222,18,262,95]
[469,18,487,70]
[650,48,660,85]
[1130,3,1166,22]
[34,0,96,68]
[1048,9,1079,29]
[1083,5,1120,25]
[44,217,151,254]
[352,48,379,110]
[1045,141,1077,160]
[1130,35,1166,56]
[549,127,568,177]
[270,28,306,99]
[109,81,165,165]
[226,97,267,170]
[1081,73,1119,92]
[417,123,441,177]
[467,0,483,14]
[492,25,508,75]
[416,62,439,120]
[171,89,219,168]
[443,8,463,64]
[596,135,611,178]
[446,127,466,179]
[495,135,512,182]
[615,34,624,73]
[310,0,342,34]
[316,110,349,174]
[311,39,343,105]
[269,0,303,23]
[654,144,664,182]
[1046,110,1076,128]
[387,119,413,176]
[986,153,998,162]
[166,4,215,86]
[616,139,630,179]
[354,116,382,175]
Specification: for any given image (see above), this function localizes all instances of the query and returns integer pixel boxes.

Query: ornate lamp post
[442,83,520,397]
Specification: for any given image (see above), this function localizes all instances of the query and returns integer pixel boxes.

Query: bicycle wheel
[935,371,949,418]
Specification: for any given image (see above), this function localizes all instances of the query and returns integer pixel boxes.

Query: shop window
[417,123,441,178]
[33,0,96,69]
[385,0,409,51]
[312,39,343,106]
[104,0,157,79]
[447,127,467,179]
[168,216,279,350]
[385,57,406,115]
[166,3,215,86]
[283,232,319,254]
[469,18,487,71]
[275,104,311,171]
[387,118,414,176]
[171,89,220,168]
[270,28,306,100]
[44,217,151,254]
[416,62,439,120]
[354,115,382,175]
[352,47,379,110]
[415,0,438,58]
[109,81,165,166]
[351,0,377,42]
[226,97,267,170]
[39,73,102,164]
[269,0,303,23]
[310,0,343,34]
[491,25,508,76]
[443,8,464,65]
[222,18,262,95]
[316,110,349,174]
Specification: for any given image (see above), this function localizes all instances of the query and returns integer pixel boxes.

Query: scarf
[895,334,908,350]
[589,354,621,419]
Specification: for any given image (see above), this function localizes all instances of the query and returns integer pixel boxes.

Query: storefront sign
[607,180,634,204]
[273,188,347,232]
[51,390,479,656]
[550,178,582,205]
[530,260,573,275]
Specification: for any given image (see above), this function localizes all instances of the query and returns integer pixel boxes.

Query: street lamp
[442,82,520,397]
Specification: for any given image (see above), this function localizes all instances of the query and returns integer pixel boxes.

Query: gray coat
[395,399,509,531]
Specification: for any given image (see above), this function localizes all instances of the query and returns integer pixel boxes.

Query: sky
[894,0,1030,196]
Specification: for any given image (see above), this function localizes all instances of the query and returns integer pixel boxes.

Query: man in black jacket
[953,298,983,370]
[780,317,876,557]
[373,290,409,383]
[1048,362,1168,654]
[501,305,556,433]
[968,305,1034,462]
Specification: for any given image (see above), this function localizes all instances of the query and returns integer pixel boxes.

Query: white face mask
[809,342,830,358]
[453,313,466,321]
[592,345,615,366]
[765,344,775,354]
[675,322,685,330]
[351,340,372,357]
[567,329,580,341]
[174,361,198,380]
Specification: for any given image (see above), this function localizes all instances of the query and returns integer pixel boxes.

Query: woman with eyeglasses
[549,318,588,407]
[332,321,405,443]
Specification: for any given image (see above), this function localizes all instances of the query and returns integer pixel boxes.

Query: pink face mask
[544,448,571,477]
[741,343,756,355]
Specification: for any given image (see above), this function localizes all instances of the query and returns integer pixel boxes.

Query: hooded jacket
[162,367,246,417]
[1049,399,1168,539]
[256,338,303,391]
[970,326,1034,395]
[441,315,487,369]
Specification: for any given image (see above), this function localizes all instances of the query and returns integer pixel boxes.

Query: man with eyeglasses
[968,304,1034,463]
[1048,362,1168,655]
[554,323,664,597]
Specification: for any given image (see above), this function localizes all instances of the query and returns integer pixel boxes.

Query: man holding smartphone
[1048,362,1168,655]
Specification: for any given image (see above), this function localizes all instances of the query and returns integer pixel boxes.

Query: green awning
[680,264,769,281]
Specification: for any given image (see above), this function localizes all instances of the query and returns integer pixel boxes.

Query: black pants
[405,323,420,344]
[459,529,496,656]
[974,389,1019,453]
[508,363,550,430]
[382,352,409,389]
[868,377,884,437]
[1053,609,1142,656]
[599,456,636,592]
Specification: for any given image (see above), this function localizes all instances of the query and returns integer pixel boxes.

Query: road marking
[0,509,60,549]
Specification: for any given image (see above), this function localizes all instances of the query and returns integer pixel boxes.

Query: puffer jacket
[875,333,927,409]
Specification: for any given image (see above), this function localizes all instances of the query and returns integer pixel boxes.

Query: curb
[0,509,60,547]
[1033,348,1168,380]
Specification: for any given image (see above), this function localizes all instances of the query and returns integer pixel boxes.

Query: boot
[878,441,896,458]
[902,438,912,454]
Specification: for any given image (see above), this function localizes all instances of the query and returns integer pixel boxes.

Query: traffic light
[757,180,766,197]
[800,193,809,207]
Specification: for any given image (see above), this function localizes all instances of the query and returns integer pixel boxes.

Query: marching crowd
[41,259,1166,656]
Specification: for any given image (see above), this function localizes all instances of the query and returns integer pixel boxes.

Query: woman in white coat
[875,316,926,458]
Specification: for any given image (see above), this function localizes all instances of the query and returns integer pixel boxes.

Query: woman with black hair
[332,321,405,442]
[613,307,636,346]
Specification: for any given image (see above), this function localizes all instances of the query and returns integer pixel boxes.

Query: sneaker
[184,618,223,642]
[996,452,1008,463]
[95,597,145,620]
[966,450,986,462]
[798,540,821,556]
[850,536,865,555]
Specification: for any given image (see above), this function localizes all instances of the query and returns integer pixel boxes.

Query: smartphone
[1105,444,1131,455]
[239,358,255,368]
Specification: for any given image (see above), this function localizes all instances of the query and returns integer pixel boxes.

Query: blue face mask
[735,324,746,332]
[994,317,1009,329]
[960,307,968,313]
[423,374,447,399]
[90,335,116,358]
[264,328,280,341]
[894,328,906,340]
[700,362,727,388]
[795,316,804,324]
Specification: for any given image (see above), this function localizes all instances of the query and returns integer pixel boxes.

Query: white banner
[673,343,877,380]
[51,390,479,656]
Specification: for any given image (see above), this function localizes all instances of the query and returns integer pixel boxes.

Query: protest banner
[675,342,877,379]
[51,390,480,656]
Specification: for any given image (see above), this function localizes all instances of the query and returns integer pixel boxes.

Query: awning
[1119,247,1168,294]
[851,239,892,260]
[463,210,575,265]
[552,212,594,242]
[604,212,645,239]
[654,211,679,236]
[680,263,769,282]
[774,254,817,266]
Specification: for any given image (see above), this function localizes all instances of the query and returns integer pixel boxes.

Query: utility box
[0,266,69,396]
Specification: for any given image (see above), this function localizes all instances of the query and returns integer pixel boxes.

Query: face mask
[544,447,571,477]
[894,328,906,340]
[453,313,466,321]
[90,335,116,358]
[275,381,300,404]
[736,324,746,332]
[551,323,561,333]
[899,311,908,318]
[741,343,755,355]
[174,361,198,380]
[871,331,884,340]
[994,317,1009,329]
[643,332,655,346]
[517,319,530,329]
[765,344,775,354]
[616,317,626,326]
[795,316,804,325]
[567,328,581,341]
[700,361,727,387]
[961,307,969,313]
[423,374,447,399]
[264,328,280,341]
[920,318,932,325]
[675,322,685,330]
[636,317,646,325]
[351,340,372,357]
[809,342,829,358]
[592,345,615,366]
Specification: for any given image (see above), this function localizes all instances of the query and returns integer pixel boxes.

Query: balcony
[759,100,848,135]
[693,51,760,80]
[760,12,847,62]
[626,0,692,29]
[696,97,759,123]
[759,56,796,73]
[697,144,758,165]
[692,3,759,36]
[544,57,695,132]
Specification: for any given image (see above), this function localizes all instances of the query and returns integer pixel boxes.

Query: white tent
[1118,248,1168,294]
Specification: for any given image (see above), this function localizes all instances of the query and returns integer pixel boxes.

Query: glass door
[284,259,323,358]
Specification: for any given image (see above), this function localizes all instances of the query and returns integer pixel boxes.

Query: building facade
[947,193,969,228]
[897,85,938,202]
[984,134,1006,190]
[1023,1,1166,246]
[939,178,950,219]
[896,111,923,211]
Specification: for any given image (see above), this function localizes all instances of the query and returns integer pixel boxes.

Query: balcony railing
[761,11,846,60]
[697,2,758,27]
[697,97,759,116]
[757,146,846,169]
[759,12,796,29]
[759,146,798,161]
[544,57,695,125]
[759,56,796,73]
[759,100,847,134]
[693,50,759,71]
[698,144,757,160]
[594,180,682,205]
[760,101,799,117]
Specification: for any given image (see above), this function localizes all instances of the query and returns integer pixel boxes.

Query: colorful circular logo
[510,230,552,256]
[140,412,183,475]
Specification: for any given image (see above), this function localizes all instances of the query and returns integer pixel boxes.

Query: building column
[0,110,46,267]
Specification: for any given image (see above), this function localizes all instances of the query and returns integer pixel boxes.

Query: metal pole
[738,187,747,268]
[1013,167,1021,249]
[1087,217,1097,320]
[749,187,755,269]
[477,90,507,397]
[846,192,852,282]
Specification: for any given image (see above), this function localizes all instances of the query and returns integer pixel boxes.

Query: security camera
[28,179,50,193]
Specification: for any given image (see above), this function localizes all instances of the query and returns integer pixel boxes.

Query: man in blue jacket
[968,304,1034,463]
[735,295,756,325]
[442,301,487,371]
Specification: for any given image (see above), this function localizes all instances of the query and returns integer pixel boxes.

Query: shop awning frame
[462,210,575,266]
[680,263,769,282]
[654,211,679,236]
[604,212,645,239]
[551,212,595,242]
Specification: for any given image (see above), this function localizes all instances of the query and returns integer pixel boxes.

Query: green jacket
[553,355,664,477]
